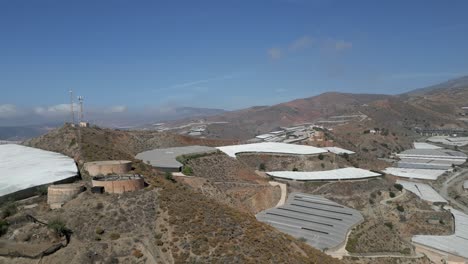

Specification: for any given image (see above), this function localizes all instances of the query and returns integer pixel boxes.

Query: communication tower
[69,90,75,124]
[78,96,84,122]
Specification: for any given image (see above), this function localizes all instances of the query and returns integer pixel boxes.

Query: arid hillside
[165,77,468,140]
[24,124,237,161]
[8,126,340,264]
[196,92,391,139]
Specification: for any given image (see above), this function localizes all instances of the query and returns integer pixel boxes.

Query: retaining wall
[84,160,132,176]
[92,175,144,194]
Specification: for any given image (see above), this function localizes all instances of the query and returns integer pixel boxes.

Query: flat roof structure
[267,168,381,181]
[413,142,442,149]
[464,181,468,190]
[322,147,355,155]
[256,193,363,250]
[396,180,447,204]
[412,209,468,260]
[136,145,217,172]
[0,144,78,197]
[383,167,447,180]
[255,133,275,140]
[217,142,327,158]
[397,158,454,170]
[428,136,468,147]
[396,149,467,163]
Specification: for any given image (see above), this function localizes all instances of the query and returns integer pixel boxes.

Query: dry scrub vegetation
[11,125,340,263]
[236,152,347,172]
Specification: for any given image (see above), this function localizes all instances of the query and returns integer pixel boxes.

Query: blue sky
[1,0,468,124]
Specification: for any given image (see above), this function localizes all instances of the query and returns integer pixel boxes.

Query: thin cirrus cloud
[288,36,314,51]
[267,35,352,59]
[267,47,282,60]
[334,40,352,51]
[0,104,18,118]
[154,73,240,92]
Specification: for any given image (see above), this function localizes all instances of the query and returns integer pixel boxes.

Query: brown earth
[4,126,340,264]
[236,152,348,172]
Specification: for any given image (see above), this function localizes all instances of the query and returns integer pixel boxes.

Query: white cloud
[334,40,352,51]
[105,105,128,113]
[268,47,282,60]
[289,36,314,51]
[0,104,18,118]
[34,103,77,116]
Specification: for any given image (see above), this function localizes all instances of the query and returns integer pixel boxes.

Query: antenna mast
[78,96,84,122]
[69,90,75,124]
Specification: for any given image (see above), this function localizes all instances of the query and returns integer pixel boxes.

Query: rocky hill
[14,125,339,264]
[24,124,238,161]
[166,76,468,141]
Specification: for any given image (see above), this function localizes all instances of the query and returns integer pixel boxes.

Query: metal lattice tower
[78,96,84,122]
[69,90,75,124]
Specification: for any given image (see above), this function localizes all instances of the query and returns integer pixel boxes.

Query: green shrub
[110,233,120,240]
[259,163,266,171]
[0,220,9,236]
[132,249,143,258]
[401,248,411,255]
[36,185,48,196]
[292,167,298,171]
[342,153,350,161]
[384,222,393,229]
[389,191,396,198]
[394,183,403,192]
[165,171,175,181]
[396,205,405,212]
[1,202,17,219]
[318,154,324,160]
[69,138,76,147]
[47,218,68,235]
[95,227,105,235]
[182,166,193,175]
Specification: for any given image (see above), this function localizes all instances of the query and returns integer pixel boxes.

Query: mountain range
[2,75,468,140]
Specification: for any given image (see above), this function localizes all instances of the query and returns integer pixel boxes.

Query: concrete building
[92,174,145,194]
[47,183,85,209]
[84,160,132,176]
[79,122,89,128]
